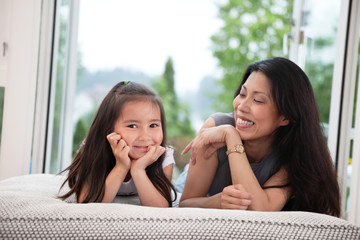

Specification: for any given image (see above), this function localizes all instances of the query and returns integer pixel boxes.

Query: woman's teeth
[237,118,254,126]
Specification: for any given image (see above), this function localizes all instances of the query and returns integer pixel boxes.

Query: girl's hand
[182,125,239,165]
[131,146,165,171]
[107,132,131,170]
[220,184,254,210]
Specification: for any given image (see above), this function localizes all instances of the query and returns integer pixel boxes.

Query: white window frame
[347,0,360,225]
[328,0,360,221]
[31,0,56,174]
[289,0,360,222]
[0,0,42,180]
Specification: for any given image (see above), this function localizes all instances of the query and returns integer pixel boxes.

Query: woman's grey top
[208,112,281,196]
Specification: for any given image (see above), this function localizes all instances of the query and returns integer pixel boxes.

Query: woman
[179,57,340,217]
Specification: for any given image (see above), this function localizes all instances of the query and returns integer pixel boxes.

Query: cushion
[0,174,359,239]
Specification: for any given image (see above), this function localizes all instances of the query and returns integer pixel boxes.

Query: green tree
[211,0,293,110]
[152,57,195,169]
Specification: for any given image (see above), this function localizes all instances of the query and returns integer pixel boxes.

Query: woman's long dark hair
[235,57,340,217]
[59,81,176,206]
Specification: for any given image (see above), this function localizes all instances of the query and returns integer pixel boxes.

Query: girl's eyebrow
[122,119,161,123]
[149,119,161,122]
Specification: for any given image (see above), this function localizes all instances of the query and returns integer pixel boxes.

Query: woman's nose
[237,97,250,112]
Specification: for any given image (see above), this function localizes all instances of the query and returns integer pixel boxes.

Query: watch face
[236,145,244,152]
[226,144,245,155]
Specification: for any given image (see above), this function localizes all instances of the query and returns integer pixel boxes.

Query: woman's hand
[182,125,240,165]
[107,132,131,170]
[220,184,254,210]
[131,146,165,171]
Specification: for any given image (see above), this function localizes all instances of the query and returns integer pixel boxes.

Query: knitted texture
[1,174,359,239]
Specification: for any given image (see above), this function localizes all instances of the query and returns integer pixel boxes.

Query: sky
[77,0,224,95]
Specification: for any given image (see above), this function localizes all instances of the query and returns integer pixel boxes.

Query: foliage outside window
[211,0,294,111]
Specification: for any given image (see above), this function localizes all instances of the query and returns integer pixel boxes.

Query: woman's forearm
[226,145,289,211]
[179,193,222,208]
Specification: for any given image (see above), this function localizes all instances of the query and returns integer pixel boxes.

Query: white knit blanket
[0,174,359,239]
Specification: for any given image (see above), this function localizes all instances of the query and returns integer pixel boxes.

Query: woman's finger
[204,145,218,159]
[221,202,249,210]
[182,139,194,155]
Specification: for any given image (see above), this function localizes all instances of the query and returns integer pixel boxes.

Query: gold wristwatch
[226,144,245,155]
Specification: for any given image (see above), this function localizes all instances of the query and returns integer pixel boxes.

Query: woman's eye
[150,123,159,128]
[254,99,264,104]
[127,124,137,128]
[239,93,245,97]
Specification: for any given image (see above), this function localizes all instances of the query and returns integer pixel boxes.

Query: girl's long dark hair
[235,57,340,217]
[59,81,176,206]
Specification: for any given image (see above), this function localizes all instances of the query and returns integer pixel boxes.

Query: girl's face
[114,100,163,160]
[233,71,289,143]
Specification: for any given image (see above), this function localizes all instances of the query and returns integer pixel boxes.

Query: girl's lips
[133,146,149,151]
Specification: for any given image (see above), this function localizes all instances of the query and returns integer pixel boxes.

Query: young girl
[59,81,176,207]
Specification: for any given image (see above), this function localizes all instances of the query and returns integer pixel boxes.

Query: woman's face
[233,71,289,142]
[114,100,163,160]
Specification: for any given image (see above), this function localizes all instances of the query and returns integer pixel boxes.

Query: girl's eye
[127,124,137,129]
[239,92,245,97]
[150,123,159,128]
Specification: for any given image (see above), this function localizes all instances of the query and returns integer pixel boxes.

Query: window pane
[301,0,341,129]
[46,0,71,174]
[73,0,224,178]
[72,0,293,179]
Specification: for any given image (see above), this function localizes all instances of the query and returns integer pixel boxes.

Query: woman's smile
[236,117,255,128]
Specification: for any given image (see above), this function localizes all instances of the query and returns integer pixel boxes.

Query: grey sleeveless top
[208,112,281,196]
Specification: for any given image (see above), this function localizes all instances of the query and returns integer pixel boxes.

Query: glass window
[47,0,295,180]
[70,0,225,179]
[45,0,72,173]
[299,0,341,133]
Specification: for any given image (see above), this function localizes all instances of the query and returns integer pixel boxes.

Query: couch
[1,174,359,239]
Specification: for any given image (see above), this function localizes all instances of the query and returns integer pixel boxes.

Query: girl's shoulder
[163,146,175,168]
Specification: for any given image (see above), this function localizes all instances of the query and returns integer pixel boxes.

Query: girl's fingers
[107,133,121,147]
[117,139,128,150]
[147,146,165,162]
[154,146,166,158]
[132,146,165,169]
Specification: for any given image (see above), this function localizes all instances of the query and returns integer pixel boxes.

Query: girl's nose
[138,128,151,140]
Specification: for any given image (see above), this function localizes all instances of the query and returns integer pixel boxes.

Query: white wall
[0,0,42,180]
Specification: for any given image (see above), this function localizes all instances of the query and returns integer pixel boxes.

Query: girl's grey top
[208,112,281,196]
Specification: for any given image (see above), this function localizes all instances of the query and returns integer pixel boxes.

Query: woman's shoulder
[210,112,235,126]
